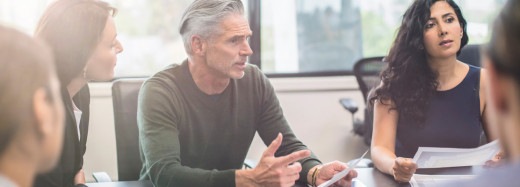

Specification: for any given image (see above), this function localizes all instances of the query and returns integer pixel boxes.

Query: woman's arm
[371,100,399,174]
[480,69,497,141]
[371,100,417,182]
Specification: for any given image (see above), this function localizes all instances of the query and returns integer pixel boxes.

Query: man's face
[203,13,253,79]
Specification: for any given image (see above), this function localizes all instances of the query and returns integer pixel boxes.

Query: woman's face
[84,16,123,81]
[423,1,463,60]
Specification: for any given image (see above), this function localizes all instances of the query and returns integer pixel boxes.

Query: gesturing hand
[392,157,417,183]
[251,133,311,187]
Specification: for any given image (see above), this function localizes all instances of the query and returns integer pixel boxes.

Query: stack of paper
[409,140,500,187]
[410,174,475,187]
[412,140,500,168]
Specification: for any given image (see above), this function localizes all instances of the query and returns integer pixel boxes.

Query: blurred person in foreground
[0,25,65,187]
[444,0,520,185]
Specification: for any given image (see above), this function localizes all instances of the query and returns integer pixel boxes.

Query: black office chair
[458,44,481,67]
[112,78,146,181]
[339,56,387,146]
[339,57,386,168]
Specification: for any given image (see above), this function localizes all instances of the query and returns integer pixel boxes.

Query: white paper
[413,140,500,168]
[318,149,369,187]
[351,179,367,187]
[410,174,475,187]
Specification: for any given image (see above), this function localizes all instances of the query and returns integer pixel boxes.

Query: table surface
[86,181,153,187]
[354,166,483,187]
[86,167,483,187]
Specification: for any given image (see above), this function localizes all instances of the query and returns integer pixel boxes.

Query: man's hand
[391,157,417,182]
[74,169,86,185]
[313,161,358,187]
[237,133,311,187]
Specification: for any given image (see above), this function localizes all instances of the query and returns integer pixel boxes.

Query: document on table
[317,149,369,187]
[351,179,367,187]
[413,140,500,168]
[410,174,475,187]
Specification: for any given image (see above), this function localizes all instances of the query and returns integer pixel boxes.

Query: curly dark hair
[370,0,468,125]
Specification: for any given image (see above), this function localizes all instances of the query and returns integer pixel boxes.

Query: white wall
[83,76,369,182]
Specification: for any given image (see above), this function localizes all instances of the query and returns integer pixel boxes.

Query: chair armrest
[339,98,359,114]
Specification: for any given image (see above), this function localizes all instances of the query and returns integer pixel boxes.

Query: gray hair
[179,0,244,54]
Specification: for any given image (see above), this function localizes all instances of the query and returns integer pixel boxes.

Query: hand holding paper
[412,140,500,168]
[316,149,368,187]
[391,157,417,183]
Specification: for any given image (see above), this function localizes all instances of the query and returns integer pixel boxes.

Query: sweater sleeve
[252,68,322,185]
[137,78,235,187]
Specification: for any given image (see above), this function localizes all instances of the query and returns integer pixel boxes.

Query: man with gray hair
[137,0,357,186]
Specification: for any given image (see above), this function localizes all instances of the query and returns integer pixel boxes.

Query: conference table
[86,180,153,187]
[294,167,482,187]
[291,167,411,187]
[86,167,483,187]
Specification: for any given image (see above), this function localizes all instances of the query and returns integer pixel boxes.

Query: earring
[83,69,87,79]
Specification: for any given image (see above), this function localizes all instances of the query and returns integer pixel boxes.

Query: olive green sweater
[137,60,321,187]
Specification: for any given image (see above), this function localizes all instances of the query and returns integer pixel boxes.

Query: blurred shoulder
[442,164,520,187]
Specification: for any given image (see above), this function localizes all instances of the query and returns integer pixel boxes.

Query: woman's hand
[391,157,417,182]
[485,151,505,168]
[74,169,86,185]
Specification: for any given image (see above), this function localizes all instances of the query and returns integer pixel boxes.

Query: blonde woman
[34,0,123,186]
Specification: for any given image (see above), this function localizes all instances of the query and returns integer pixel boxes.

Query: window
[259,0,363,74]
[0,0,504,77]
[0,0,248,78]
[255,0,505,75]
[0,0,53,33]
[104,0,193,77]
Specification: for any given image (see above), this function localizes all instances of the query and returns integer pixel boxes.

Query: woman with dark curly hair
[370,0,495,182]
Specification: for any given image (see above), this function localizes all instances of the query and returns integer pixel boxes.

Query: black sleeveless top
[395,65,483,158]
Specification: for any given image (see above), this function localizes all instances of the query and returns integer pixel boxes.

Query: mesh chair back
[112,78,146,181]
[353,56,387,102]
[457,44,481,67]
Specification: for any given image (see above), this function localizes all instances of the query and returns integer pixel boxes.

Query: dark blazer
[34,85,90,187]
